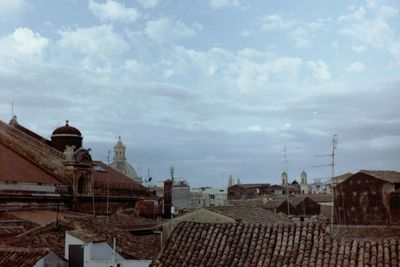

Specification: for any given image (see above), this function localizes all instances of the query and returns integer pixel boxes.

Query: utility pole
[311,135,338,233]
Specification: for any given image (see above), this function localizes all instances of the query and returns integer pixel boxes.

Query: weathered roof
[205,206,289,224]
[332,172,353,184]
[152,222,400,267]
[0,143,63,185]
[0,248,58,267]
[230,183,270,189]
[360,170,400,183]
[92,161,152,196]
[333,225,400,240]
[227,198,264,207]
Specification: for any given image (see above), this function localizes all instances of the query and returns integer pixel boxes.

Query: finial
[66,120,69,126]
[118,136,121,140]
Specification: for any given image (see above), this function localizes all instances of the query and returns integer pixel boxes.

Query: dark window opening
[77,176,85,194]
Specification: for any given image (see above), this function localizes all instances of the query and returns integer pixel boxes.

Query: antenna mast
[106,150,111,219]
[330,135,338,232]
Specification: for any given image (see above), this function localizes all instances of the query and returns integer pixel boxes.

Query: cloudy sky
[0,0,399,187]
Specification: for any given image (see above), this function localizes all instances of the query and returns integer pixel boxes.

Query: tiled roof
[333,225,400,240]
[263,199,285,210]
[360,170,400,183]
[227,198,264,207]
[0,248,54,267]
[0,143,63,185]
[305,194,333,203]
[205,206,290,224]
[93,161,152,196]
[333,172,353,184]
[152,222,400,267]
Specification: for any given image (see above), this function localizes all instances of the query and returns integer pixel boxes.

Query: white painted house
[65,230,151,267]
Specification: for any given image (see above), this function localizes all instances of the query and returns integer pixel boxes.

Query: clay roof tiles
[205,206,290,224]
[360,170,400,184]
[151,222,400,267]
[0,248,56,267]
[0,143,63,185]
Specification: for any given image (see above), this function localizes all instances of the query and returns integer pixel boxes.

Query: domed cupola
[51,120,83,152]
[110,137,140,182]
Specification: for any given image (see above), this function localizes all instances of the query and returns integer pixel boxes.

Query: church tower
[300,170,308,194]
[281,171,288,185]
[110,137,140,182]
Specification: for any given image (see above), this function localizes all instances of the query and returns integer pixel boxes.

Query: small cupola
[51,120,83,151]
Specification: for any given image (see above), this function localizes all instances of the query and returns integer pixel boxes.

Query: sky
[0,0,399,187]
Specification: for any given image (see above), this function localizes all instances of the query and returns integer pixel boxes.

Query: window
[210,194,215,199]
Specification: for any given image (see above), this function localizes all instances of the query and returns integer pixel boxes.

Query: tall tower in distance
[300,170,308,194]
[110,137,140,182]
[281,171,288,185]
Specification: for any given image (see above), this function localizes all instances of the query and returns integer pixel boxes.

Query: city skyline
[0,0,399,187]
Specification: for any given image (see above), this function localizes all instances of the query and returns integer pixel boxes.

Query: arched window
[78,175,85,194]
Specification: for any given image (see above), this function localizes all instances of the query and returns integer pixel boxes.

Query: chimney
[163,179,173,219]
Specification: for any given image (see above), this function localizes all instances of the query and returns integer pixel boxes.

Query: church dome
[110,161,139,180]
[52,120,82,136]
[110,137,140,182]
[51,120,83,152]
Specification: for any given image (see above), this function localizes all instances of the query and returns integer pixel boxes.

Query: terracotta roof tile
[359,170,400,183]
[0,143,62,185]
[205,206,290,224]
[0,248,55,267]
[152,222,400,267]
[92,161,152,196]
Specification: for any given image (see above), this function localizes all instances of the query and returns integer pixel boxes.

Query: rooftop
[152,222,400,266]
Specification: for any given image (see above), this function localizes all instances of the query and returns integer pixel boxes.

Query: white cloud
[58,25,129,56]
[0,0,31,21]
[261,15,292,31]
[352,45,367,53]
[0,28,49,59]
[345,61,365,73]
[125,59,146,74]
[145,18,197,43]
[307,60,331,80]
[339,2,400,61]
[247,125,263,132]
[137,0,160,9]
[89,0,140,23]
[209,0,240,9]
[288,27,312,48]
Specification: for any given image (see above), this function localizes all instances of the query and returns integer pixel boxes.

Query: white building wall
[65,233,150,267]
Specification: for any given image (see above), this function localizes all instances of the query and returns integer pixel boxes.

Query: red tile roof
[0,248,57,267]
[360,170,400,183]
[333,225,400,240]
[152,222,400,267]
[205,206,290,224]
[93,161,152,196]
[0,143,63,185]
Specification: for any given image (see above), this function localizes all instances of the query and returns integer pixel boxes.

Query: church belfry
[113,136,126,162]
[281,171,288,185]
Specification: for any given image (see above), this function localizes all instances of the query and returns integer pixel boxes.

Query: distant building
[172,179,191,210]
[110,136,141,183]
[190,187,227,208]
[334,170,400,225]
[228,183,272,200]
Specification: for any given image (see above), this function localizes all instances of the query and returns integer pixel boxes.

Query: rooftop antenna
[311,134,338,233]
[106,150,111,220]
[283,145,290,216]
